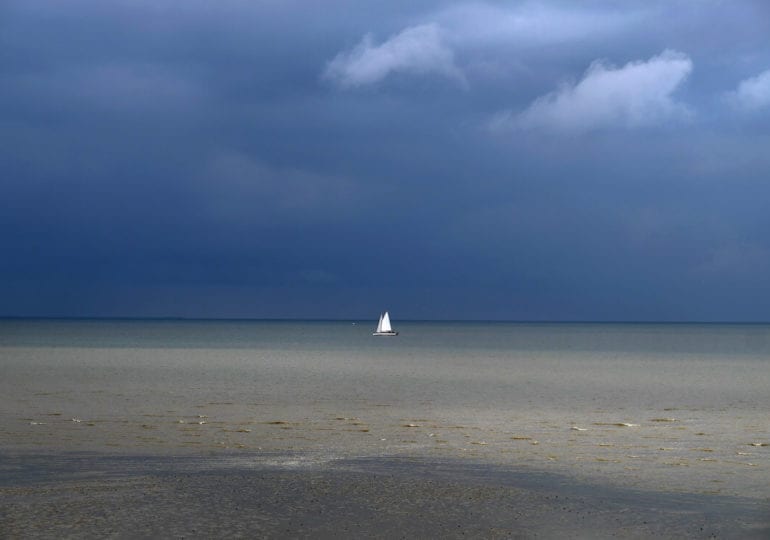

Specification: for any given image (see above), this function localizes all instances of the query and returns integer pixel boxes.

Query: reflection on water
[1,320,768,498]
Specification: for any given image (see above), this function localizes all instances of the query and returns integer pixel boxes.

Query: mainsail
[380,311,392,333]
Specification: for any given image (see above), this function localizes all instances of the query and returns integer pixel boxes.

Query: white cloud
[322,3,643,89]
[726,69,770,111]
[323,23,466,88]
[492,50,693,134]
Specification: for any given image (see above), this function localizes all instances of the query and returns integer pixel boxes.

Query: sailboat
[373,311,398,336]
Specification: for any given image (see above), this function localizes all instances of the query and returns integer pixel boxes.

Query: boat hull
[372,331,399,336]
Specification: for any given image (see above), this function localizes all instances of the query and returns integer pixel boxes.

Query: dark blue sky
[2,1,770,321]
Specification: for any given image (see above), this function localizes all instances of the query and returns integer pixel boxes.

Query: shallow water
[1,319,768,499]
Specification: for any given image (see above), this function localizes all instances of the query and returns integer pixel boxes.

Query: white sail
[381,311,392,333]
[373,310,397,335]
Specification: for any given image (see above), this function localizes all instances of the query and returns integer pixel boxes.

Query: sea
[1,319,768,501]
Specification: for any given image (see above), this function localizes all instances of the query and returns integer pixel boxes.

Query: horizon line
[1,316,769,325]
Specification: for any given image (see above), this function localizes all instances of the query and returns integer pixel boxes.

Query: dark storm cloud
[2,1,770,320]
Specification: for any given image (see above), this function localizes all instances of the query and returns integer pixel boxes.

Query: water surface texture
[1,320,768,500]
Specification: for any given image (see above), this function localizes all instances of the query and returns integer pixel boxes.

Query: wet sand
[2,452,768,539]
[2,321,770,537]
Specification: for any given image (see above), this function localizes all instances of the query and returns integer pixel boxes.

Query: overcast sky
[2,1,770,321]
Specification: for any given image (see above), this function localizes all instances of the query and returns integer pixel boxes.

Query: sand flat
[1,452,768,539]
[2,320,770,536]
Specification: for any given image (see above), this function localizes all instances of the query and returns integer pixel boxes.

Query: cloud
[323,23,466,88]
[726,69,770,111]
[436,2,641,47]
[492,50,693,134]
[10,62,203,114]
[695,242,770,279]
[197,152,360,226]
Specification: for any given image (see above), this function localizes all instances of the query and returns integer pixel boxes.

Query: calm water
[1,319,768,499]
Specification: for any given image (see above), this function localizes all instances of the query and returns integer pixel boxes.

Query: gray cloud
[197,152,362,226]
[3,0,770,320]
[435,2,642,47]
